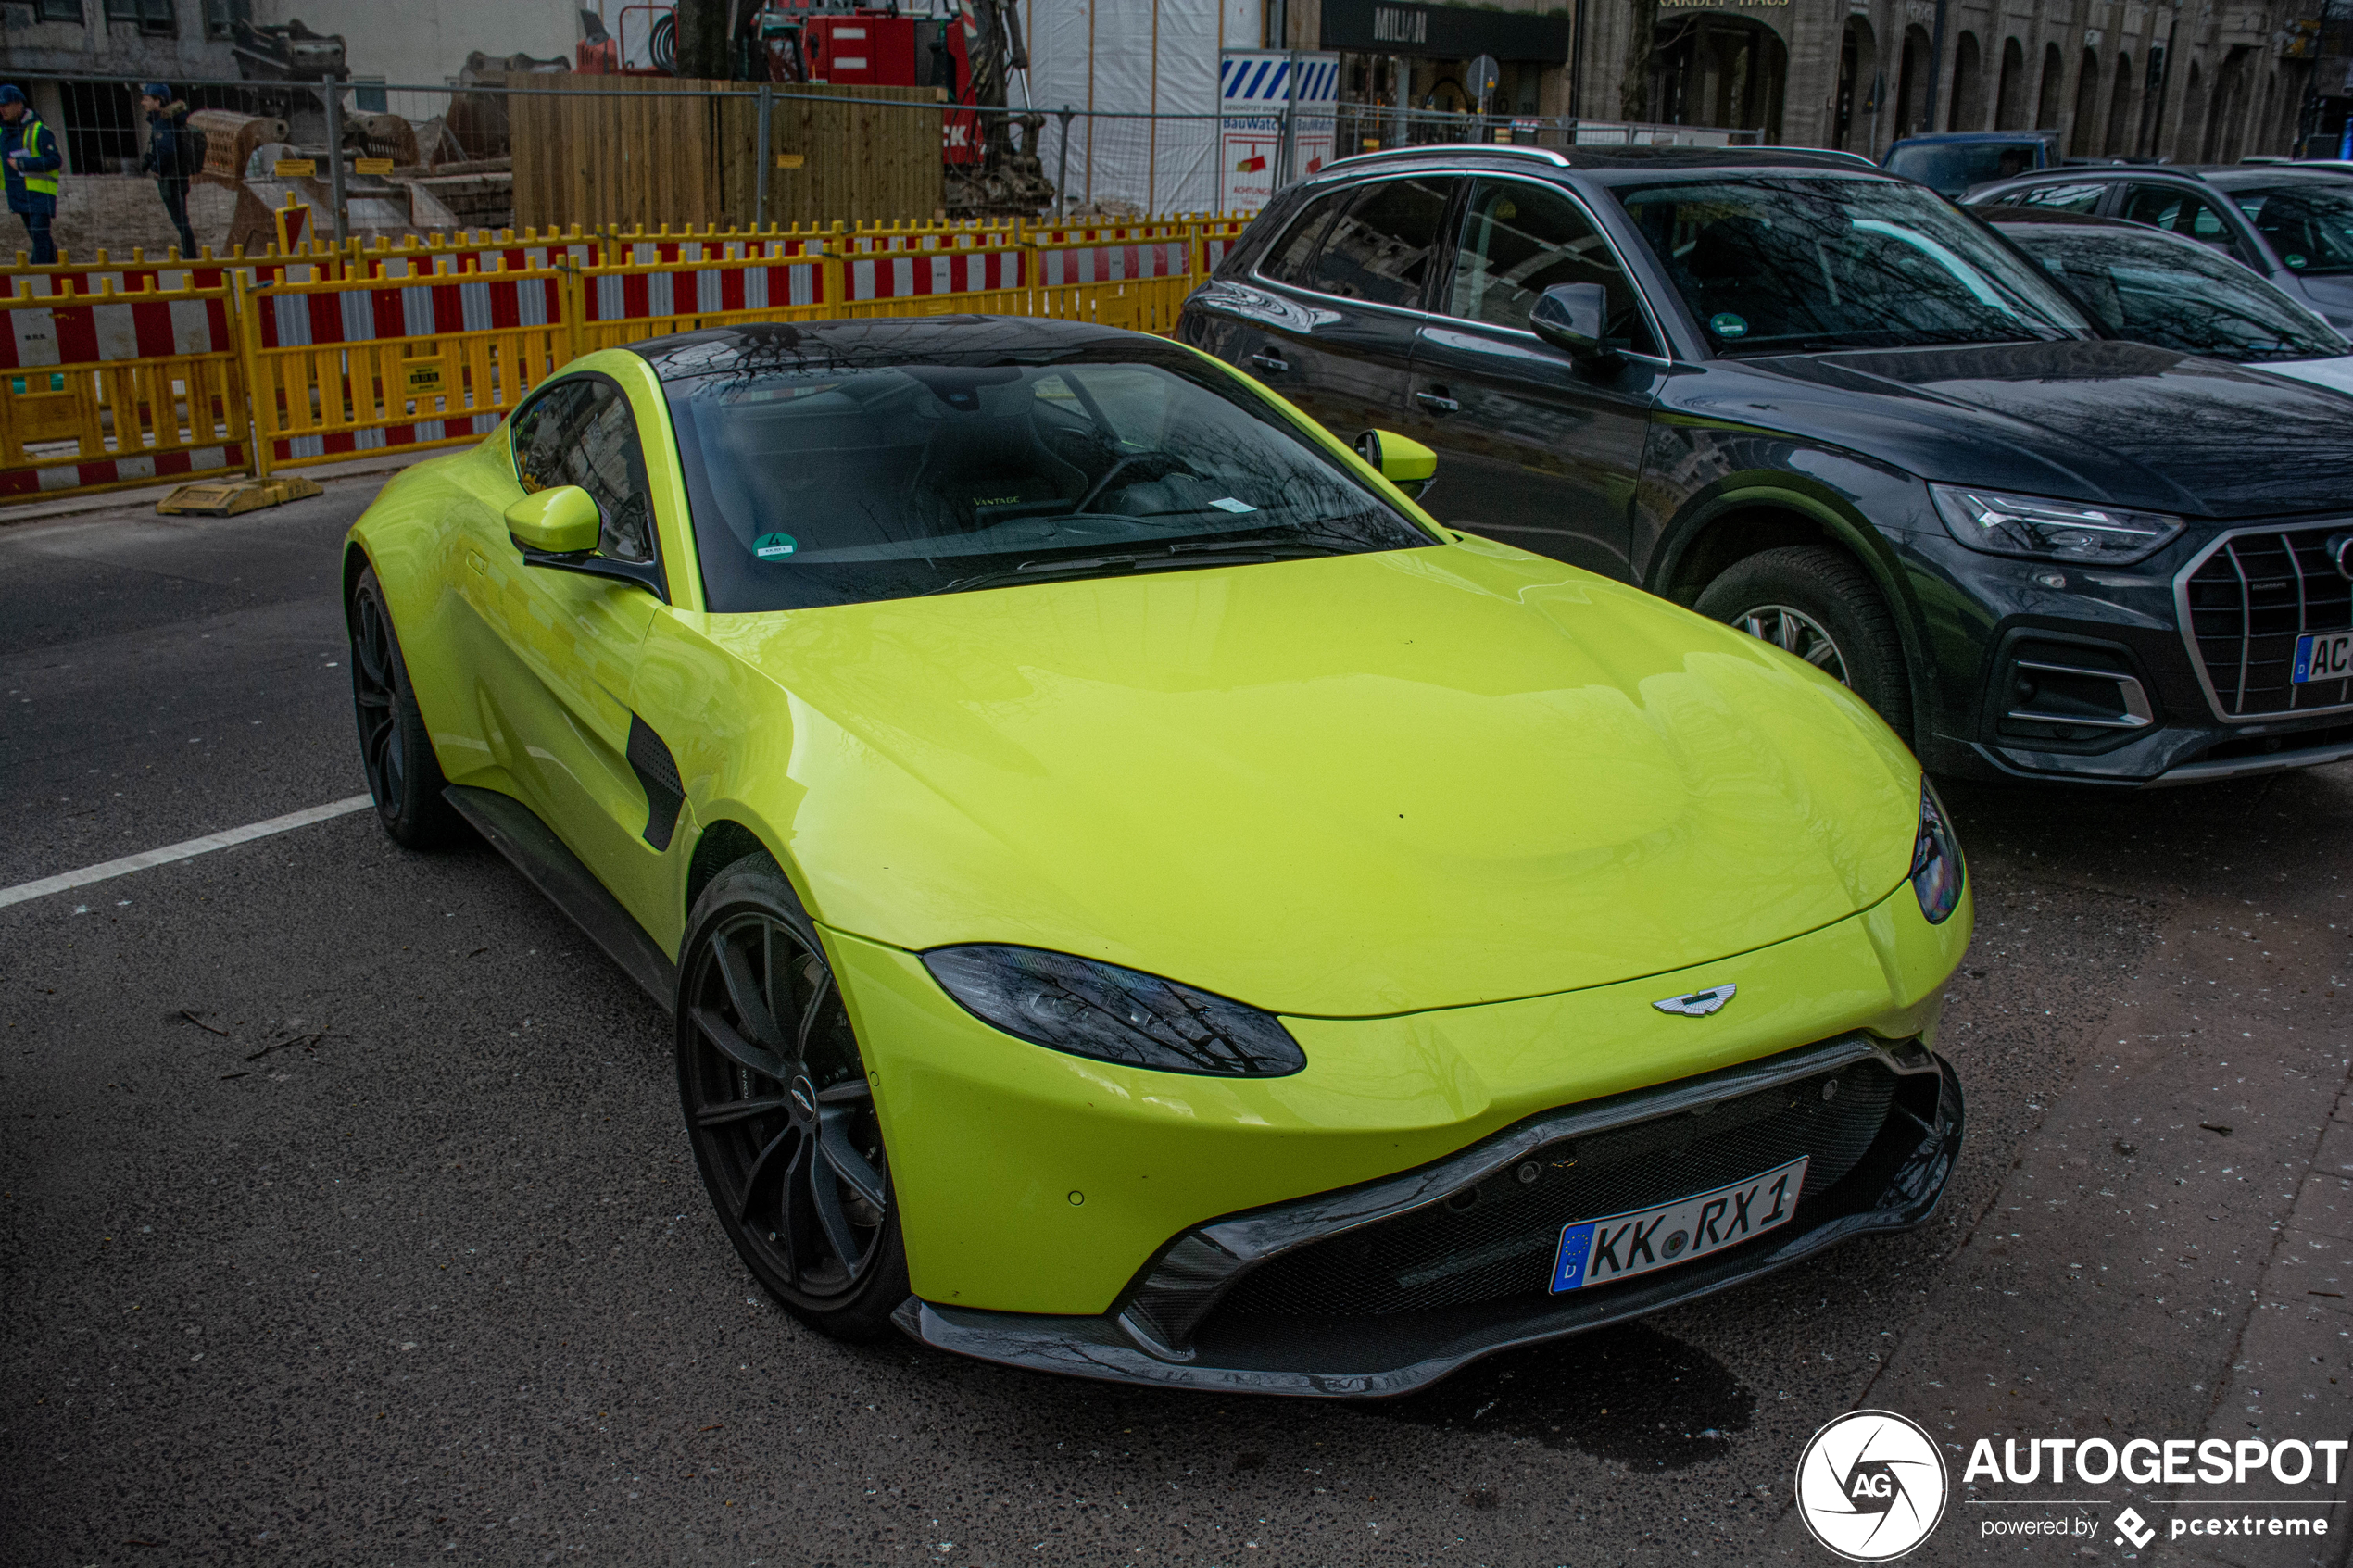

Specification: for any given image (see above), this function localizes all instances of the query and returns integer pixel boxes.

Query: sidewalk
[0,447,439,530]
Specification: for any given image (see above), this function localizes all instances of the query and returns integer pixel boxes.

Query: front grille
[2181,526,2353,720]
[1214,1060,1896,1320]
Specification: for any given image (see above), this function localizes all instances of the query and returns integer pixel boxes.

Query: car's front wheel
[676,853,909,1339]
[1694,546,1914,743]
[348,564,461,848]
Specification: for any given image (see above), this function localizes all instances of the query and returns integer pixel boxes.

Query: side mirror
[1353,429,1437,499]
[505,485,600,555]
[1529,282,1620,365]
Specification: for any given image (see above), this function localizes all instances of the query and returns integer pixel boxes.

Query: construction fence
[0,211,1252,505]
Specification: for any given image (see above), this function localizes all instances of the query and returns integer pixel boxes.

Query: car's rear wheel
[676,854,908,1339]
[348,564,462,849]
[1694,546,1914,743]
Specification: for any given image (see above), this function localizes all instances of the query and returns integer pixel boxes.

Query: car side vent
[626,715,686,850]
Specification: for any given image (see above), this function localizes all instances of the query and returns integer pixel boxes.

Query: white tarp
[1024,0,1258,214]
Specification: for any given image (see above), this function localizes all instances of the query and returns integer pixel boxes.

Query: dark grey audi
[1176,145,2353,786]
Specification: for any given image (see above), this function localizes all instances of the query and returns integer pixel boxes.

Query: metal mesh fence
[9,69,1766,261]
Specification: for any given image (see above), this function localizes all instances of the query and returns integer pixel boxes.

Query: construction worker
[139,85,197,259]
[0,85,60,266]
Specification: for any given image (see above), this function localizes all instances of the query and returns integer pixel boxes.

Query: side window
[1308,178,1456,307]
[510,378,657,564]
[1443,179,1661,356]
[1259,189,1347,286]
[2121,186,2233,250]
[2013,182,2107,214]
[510,381,592,495]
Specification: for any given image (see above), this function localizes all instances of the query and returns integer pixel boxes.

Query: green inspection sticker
[2289,253,2309,268]
[753,532,798,559]
[1710,312,1749,339]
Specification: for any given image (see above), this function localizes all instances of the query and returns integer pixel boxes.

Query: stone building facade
[1571,0,2322,161]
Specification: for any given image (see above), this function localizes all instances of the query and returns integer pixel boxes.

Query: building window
[354,77,387,113]
[34,0,85,20]
[103,0,178,35]
[202,0,245,39]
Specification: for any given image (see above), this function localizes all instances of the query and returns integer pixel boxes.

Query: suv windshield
[2003,223,2346,361]
[666,342,1433,611]
[1615,176,2091,355]
[2227,182,2353,274]
[1883,140,2045,198]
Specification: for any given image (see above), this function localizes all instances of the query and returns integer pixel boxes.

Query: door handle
[1416,389,1461,413]
[1249,349,1290,373]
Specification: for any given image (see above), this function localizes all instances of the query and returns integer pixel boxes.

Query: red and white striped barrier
[1033,240,1191,288]
[255,273,566,348]
[846,247,1023,302]
[0,443,245,498]
[0,294,235,368]
[584,258,825,323]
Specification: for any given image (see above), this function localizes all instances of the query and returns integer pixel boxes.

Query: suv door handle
[1416,389,1461,412]
[1249,349,1290,373]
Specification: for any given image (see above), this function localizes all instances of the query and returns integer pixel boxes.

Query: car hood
[699,543,1922,1018]
[1684,339,2353,519]
[2263,355,2353,398]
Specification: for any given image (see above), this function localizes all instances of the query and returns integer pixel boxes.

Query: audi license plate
[2293,631,2353,684]
[1550,1156,1806,1293]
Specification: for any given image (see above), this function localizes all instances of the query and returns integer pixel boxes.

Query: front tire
[676,853,909,1340]
[348,564,462,848]
[1694,546,1915,743]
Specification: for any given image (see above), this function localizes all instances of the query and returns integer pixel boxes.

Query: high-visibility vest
[13,117,58,198]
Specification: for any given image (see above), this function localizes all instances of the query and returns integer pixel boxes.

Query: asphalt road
[2,481,2349,1568]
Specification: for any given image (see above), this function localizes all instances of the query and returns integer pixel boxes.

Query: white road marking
[0,796,375,909]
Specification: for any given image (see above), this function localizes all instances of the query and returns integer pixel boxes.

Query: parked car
[1984,204,2353,396]
[1179,144,2353,786]
[1962,164,2353,329]
[1883,131,2059,197]
[340,317,1972,1395]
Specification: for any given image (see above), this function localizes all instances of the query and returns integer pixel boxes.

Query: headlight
[1910,780,1964,925]
[1931,483,2184,565]
[922,945,1306,1077]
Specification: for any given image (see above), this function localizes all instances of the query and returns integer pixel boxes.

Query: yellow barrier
[576,242,836,354]
[0,209,1268,505]
[0,277,250,500]
[237,266,573,474]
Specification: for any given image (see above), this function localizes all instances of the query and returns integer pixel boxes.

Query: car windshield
[665,341,1433,611]
[1883,141,2045,199]
[2226,182,2353,274]
[2003,224,2347,361]
[1614,176,2092,355]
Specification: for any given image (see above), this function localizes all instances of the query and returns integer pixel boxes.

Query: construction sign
[1218,52,1338,214]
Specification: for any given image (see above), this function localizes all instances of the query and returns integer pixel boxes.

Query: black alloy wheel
[348,565,461,849]
[1693,545,1916,744]
[677,853,908,1338]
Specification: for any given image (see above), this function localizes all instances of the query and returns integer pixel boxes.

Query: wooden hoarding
[511,78,944,232]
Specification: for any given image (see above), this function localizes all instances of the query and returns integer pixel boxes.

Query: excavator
[578,0,1056,216]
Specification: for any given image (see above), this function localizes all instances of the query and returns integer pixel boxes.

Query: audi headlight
[923,945,1306,1077]
[1931,484,2184,565]
[1910,780,1964,925]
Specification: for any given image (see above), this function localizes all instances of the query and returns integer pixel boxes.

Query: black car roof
[1308,143,1895,186]
[626,316,1151,382]
[2202,166,2348,189]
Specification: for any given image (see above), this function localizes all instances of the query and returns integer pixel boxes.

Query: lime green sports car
[343,317,1970,1397]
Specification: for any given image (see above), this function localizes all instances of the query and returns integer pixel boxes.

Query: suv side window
[1443,179,1662,357]
[2010,182,2108,214]
[1260,189,1348,287]
[2120,184,2233,250]
[1307,177,1456,307]
[510,377,658,564]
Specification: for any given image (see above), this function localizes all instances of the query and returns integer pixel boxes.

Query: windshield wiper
[924,539,1347,596]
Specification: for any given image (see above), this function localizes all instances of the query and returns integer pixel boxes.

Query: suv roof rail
[1318,143,1573,175]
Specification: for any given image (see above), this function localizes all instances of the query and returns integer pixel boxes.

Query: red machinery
[574,0,1050,210]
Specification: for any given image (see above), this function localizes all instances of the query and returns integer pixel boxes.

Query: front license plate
[1550,1156,1807,1293]
[2294,631,2353,684]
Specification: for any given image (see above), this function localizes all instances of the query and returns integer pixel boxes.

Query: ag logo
[1794,1409,1948,1561]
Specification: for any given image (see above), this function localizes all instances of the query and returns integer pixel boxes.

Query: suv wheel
[1694,546,1914,742]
